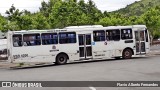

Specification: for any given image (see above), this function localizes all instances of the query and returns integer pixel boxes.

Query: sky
[0,0,141,16]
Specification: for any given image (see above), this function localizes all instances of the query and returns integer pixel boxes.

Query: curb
[0,61,18,69]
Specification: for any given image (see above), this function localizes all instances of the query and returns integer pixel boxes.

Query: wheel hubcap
[59,57,65,62]
[125,51,130,57]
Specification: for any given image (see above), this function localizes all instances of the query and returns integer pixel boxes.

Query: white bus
[7,25,150,65]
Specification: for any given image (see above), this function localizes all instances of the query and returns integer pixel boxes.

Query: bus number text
[13,54,28,59]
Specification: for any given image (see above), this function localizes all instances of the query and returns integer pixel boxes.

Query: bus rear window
[13,35,22,47]
[23,34,41,46]
[41,33,58,45]
[59,32,76,44]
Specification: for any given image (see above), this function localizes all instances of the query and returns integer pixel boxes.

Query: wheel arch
[56,52,69,60]
[123,47,134,55]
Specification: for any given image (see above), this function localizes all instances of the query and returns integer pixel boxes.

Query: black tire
[115,57,121,60]
[55,54,67,65]
[122,49,132,59]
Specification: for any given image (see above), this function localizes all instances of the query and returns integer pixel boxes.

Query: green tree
[33,13,50,29]
[142,7,160,39]
[97,13,131,26]
[40,0,103,28]
[5,21,20,31]
[5,4,23,21]
[0,15,7,32]
[17,14,35,30]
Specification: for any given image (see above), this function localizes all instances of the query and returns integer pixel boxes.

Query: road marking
[89,86,96,90]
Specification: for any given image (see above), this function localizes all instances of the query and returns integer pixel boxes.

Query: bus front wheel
[122,49,132,59]
[55,54,68,65]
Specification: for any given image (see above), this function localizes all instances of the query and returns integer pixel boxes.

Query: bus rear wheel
[55,54,67,65]
[122,49,132,59]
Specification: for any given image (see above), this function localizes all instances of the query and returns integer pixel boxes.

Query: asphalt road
[0,55,160,90]
[151,45,160,51]
[0,45,160,90]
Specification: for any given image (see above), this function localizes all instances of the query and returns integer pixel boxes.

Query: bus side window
[106,29,120,41]
[59,33,67,44]
[93,30,105,42]
[53,34,58,44]
[68,33,76,43]
[121,29,133,40]
[42,33,58,45]
[23,34,41,46]
[13,35,22,47]
[106,30,112,41]
[113,30,120,41]
[59,32,76,44]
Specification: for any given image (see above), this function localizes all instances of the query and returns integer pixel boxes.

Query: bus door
[78,34,92,59]
[145,29,150,53]
[135,30,146,54]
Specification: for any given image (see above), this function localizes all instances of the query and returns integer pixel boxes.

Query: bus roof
[64,25,103,29]
[8,25,147,34]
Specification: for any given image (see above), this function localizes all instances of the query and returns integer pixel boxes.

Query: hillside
[114,0,160,16]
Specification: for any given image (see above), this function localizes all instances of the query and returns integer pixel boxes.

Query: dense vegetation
[0,0,160,38]
[114,0,160,16]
